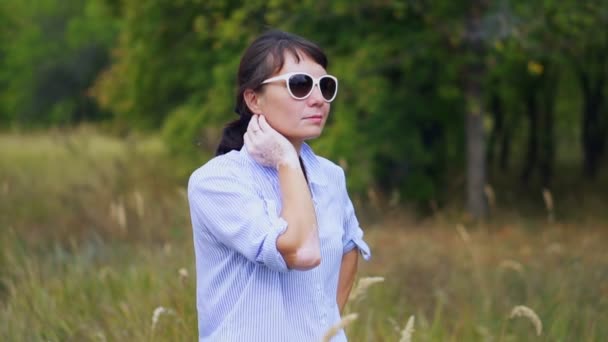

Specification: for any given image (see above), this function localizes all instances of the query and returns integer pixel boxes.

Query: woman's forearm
[276,163,320,270]
[337,248,359,313]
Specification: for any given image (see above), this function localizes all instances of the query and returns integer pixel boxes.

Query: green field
[1,131,607,341]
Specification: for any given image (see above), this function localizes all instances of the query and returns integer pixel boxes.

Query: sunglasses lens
[320,77,337,101]
[288,74,313,99]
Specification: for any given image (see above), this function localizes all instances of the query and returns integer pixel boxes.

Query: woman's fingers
[255,115,265,133]
[257,115,273,134]
[246,117,254,133]
[243,131,253,148]
[249,114,261,134]
[244,114,297,169]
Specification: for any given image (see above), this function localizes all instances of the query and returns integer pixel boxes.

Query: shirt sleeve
[188,168,290,273]
[339,169,371,260]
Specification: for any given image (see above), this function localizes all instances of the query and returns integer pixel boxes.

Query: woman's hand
[244,115,299,170]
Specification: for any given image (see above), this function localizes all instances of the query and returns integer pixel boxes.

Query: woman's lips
[303,115,323,123]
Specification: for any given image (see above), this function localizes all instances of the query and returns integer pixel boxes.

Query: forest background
[1,1,607,341]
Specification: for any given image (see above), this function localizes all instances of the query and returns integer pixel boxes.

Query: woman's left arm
[336,248,359,313]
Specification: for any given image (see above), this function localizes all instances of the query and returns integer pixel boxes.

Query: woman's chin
[285,128,324,143]
[303,131,323,141]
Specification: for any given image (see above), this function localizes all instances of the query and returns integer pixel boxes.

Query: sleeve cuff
[257,199,291,272]
[343,233,371,261]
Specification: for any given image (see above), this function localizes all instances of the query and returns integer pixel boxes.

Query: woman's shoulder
[302,143,344,179]
[315,155,341,173]
[189,150,250,185]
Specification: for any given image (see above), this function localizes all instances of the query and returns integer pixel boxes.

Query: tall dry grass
[0,129,188,246]
[1,130,608,341]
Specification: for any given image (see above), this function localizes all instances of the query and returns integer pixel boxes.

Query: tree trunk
[539,107,555,188]
[487,89,511,173]
[582,98,604,178]
[539,65,558,188]
[579,70,606,179]
[464,2,487,220]
[487,91,503,170]
[499,123,511,172]
[521,92,538,184]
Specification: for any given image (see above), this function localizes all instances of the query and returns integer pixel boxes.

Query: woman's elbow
[276,228,321,270]
[282,247,321,270]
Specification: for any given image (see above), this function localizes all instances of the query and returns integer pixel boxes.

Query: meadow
[1,129,607,341]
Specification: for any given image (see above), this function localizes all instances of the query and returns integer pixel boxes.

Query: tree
[546,0,608,178]
[463,0,489,219]
[94,0,467,202]
[0,0,117,127]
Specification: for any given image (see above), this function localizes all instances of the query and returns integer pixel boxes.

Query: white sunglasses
[261,72,338,102]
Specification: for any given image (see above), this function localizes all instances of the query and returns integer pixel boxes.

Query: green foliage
[2,0,608,201]
[92,1,260,129]
[0,0,118,126]
[94,1,472,200]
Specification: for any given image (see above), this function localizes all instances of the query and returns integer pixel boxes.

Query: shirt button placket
[317,282,327,325]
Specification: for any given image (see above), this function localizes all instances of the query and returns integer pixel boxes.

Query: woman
[188,29,371,341]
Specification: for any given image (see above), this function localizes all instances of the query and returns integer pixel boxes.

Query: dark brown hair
[215,29,328,155]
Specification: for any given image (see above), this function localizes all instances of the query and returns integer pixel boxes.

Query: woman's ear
[243,89,264,115]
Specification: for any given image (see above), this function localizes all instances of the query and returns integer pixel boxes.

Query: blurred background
[1,0,607,341]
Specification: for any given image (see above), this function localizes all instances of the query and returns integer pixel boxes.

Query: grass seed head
[151,306,175,331]
[321,313,358,342]
[509,305,542,336]
[456,224,471,243]
[399,315,415,342]
[348,276,385,302]
[498,259,524,274]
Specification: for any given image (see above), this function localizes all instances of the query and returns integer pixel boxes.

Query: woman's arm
[337,248,359,313]
[245,115,320,270]
[276,162,321,270]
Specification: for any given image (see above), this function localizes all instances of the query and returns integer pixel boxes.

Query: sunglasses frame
[261,72,338,102]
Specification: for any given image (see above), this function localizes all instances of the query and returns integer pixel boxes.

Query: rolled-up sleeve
[339,169,371,260]
[188,169,290,272]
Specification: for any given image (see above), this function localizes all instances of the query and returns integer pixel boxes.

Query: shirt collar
[300,142,327,187]
[239,142,327,187]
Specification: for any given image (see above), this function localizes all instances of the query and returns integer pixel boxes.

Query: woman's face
[254,52,331,147]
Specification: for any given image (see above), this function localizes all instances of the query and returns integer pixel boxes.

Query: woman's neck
[288,139,304,155]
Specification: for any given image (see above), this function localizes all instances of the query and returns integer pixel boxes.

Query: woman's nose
[307,84,325,105]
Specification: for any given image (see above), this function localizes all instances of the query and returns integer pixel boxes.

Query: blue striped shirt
[188,143,371,342]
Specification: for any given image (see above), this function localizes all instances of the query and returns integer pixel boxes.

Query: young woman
[188,29,371,341]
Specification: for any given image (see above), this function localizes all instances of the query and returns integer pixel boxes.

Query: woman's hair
[215,29,328,155]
